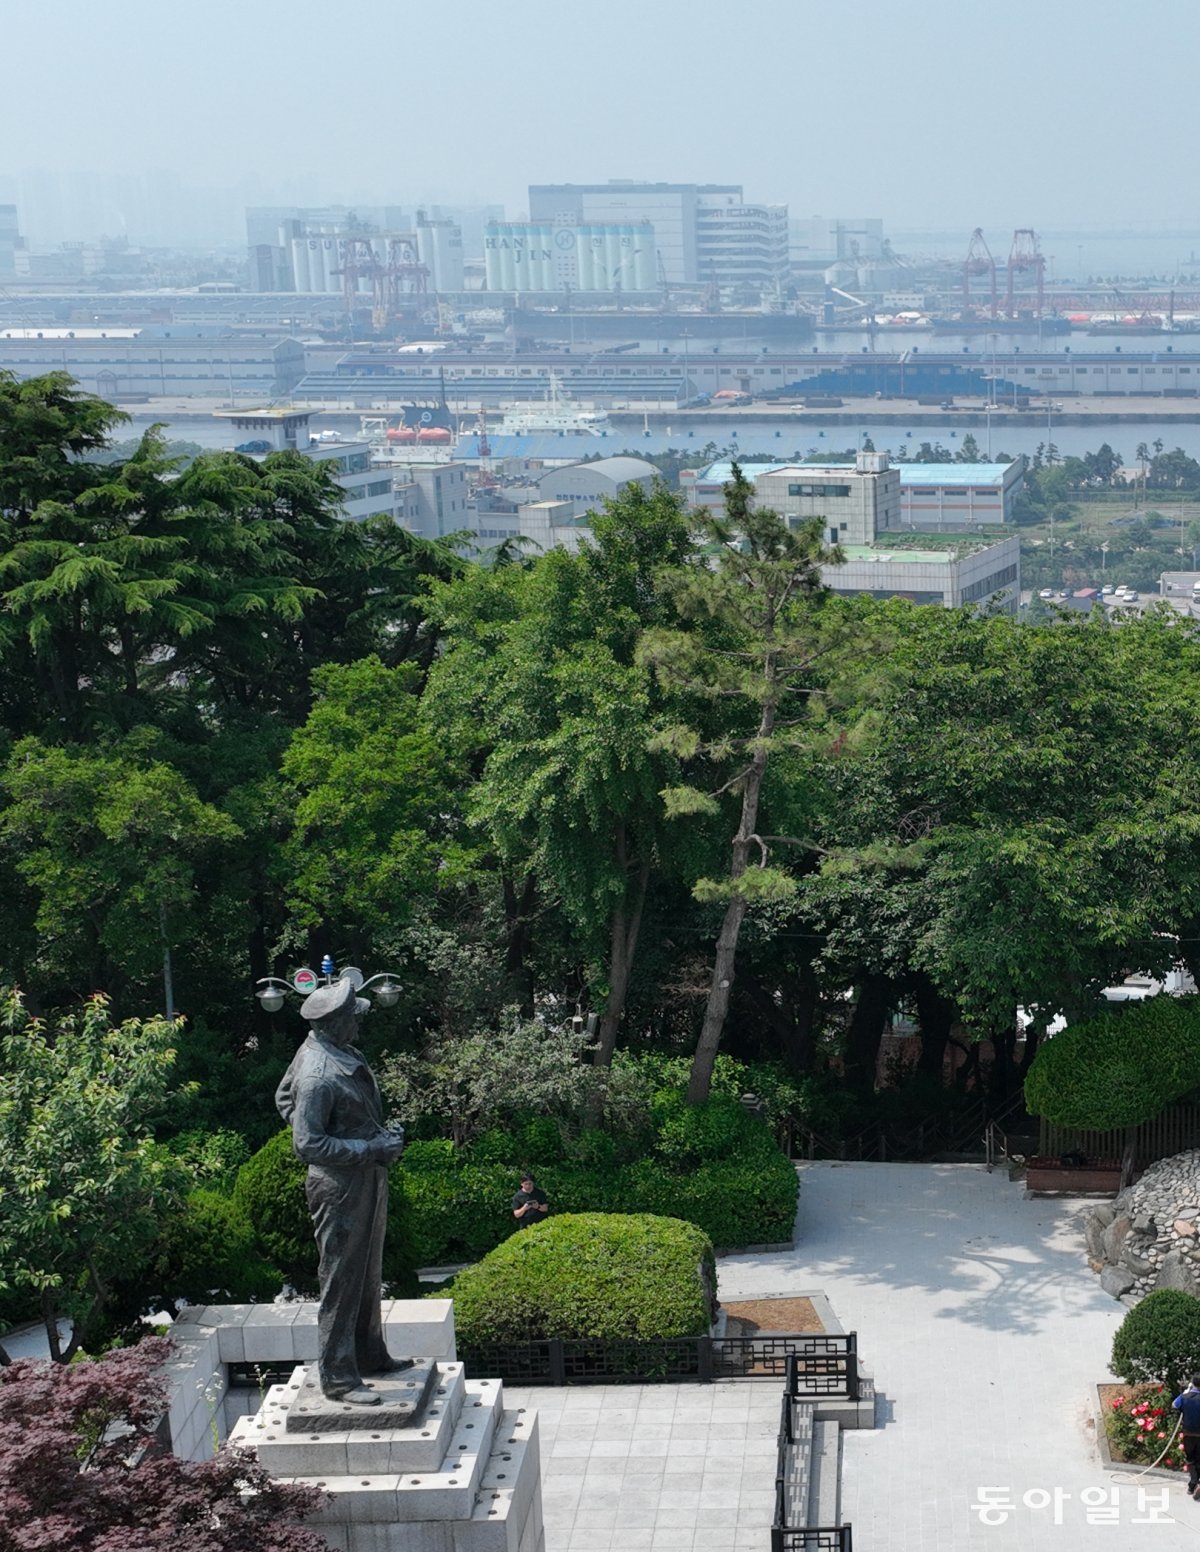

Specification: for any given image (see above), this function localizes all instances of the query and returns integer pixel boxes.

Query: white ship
[496,376,611,436]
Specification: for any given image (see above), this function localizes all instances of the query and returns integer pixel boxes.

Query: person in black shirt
[511,1173,549,1229]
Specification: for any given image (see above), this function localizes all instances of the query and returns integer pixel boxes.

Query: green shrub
[153,1189,280,1304]
[398,1124,798,1266]
[1111,1290,1200,1397]
[234,1130,420,1296]
[450,1213,716,1344]
[1026,997,1200,1130]
[234,1131,316,1286]
[651,1091,773,1169]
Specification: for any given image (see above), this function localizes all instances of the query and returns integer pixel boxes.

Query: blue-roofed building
[682,457,1024,529]
[897,461,1024,527]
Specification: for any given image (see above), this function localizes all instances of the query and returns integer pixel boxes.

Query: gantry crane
[963,229,998,318]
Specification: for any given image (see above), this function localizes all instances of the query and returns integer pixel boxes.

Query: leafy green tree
[379,1014,607,1149]
[281,654,467,946]
[0,990,187,1362]
[424,482,695,1060]
[639,467,843,1102]
[1,738,241,1003]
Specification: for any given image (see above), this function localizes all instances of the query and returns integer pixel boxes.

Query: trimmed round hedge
[1111,1288,1200,1398]
[1025,997,1200,1131]
[449,1213,716,1344]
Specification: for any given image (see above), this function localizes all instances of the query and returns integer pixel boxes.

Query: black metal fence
[457,1332,858,1392]
[771,1354,854,1552]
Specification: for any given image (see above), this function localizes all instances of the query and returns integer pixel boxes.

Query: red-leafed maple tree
[0,1337,329,1551]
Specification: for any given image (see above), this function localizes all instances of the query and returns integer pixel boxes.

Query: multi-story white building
[393,462,472,540]
[754,454,901,546]
[527,182,788,291]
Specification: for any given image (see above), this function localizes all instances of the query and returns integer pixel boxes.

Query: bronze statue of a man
[275,977,412,1404]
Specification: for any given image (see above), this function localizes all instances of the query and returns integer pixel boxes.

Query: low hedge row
[450,1213,717,1344]
[399,1093,797,1265]
[152,1090,796,1304]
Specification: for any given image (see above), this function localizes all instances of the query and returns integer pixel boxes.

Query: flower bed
[1101,1382,1189,1471]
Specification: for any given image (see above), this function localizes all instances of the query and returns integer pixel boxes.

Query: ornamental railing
[456,1331,858,1392]
[771,1353,854,1552]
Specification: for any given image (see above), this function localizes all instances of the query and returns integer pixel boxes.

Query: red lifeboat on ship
[416,426,452,444]
[386,425,418,443]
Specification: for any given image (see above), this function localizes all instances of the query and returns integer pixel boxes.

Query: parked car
[1038,588,1054,599]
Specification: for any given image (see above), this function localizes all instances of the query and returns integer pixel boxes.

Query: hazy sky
[3,0,1199,244]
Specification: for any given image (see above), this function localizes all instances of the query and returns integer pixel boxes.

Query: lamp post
[255,954,401,1017]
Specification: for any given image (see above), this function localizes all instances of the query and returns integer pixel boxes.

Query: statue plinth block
[285,1360,439,1433]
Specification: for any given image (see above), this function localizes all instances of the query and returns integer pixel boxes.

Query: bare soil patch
[722,1296,824,1336]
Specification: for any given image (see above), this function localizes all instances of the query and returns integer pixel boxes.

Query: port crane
[963,229,998,317]
[1003,229,1046,318]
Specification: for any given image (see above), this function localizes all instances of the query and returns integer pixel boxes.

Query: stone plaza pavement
[512,1162,1200,1551]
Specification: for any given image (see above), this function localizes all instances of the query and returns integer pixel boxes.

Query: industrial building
[684,458,1023,531]
[527,182,788,292]
[681,453,1019,613]
[897,462,1025,527]
[537,455,658,517]
[245,209,464,297]
[0,205,20,275]
[0,326,304,400]
[483,222,656,294]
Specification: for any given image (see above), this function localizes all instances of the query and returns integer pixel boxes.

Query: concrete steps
[807,1419,841,1528]
[226,1365,543,1552]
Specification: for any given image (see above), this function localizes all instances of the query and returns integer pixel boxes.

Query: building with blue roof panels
[681,457,1024,529]
[897,461,1024,528]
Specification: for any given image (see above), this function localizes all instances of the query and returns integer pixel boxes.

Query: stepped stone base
[228,1363,543,1552]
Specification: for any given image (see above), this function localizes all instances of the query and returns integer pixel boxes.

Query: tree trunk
[991,1018,1017,1101]
[594,850,651,1068]
[1120,1124,1138,1192]
[687,896,750,1104]
[844,973,892,1093]
[502,873,536,1017]
[912,975,957,1079]
[686,677,776,1105]
[1018,1021,1044,1082]
[41,1290,63,1364]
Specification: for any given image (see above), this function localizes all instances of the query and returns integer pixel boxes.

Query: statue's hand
[373,1129,406,1164]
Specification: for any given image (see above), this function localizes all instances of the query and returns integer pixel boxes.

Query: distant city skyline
[2,0,1198,251]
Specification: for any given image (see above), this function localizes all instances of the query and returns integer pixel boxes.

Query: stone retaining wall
[1084,1150,1200,1303]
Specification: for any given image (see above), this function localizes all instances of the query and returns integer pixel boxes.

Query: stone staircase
[776,1366,875,1544]
[227,1362,543,1552]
